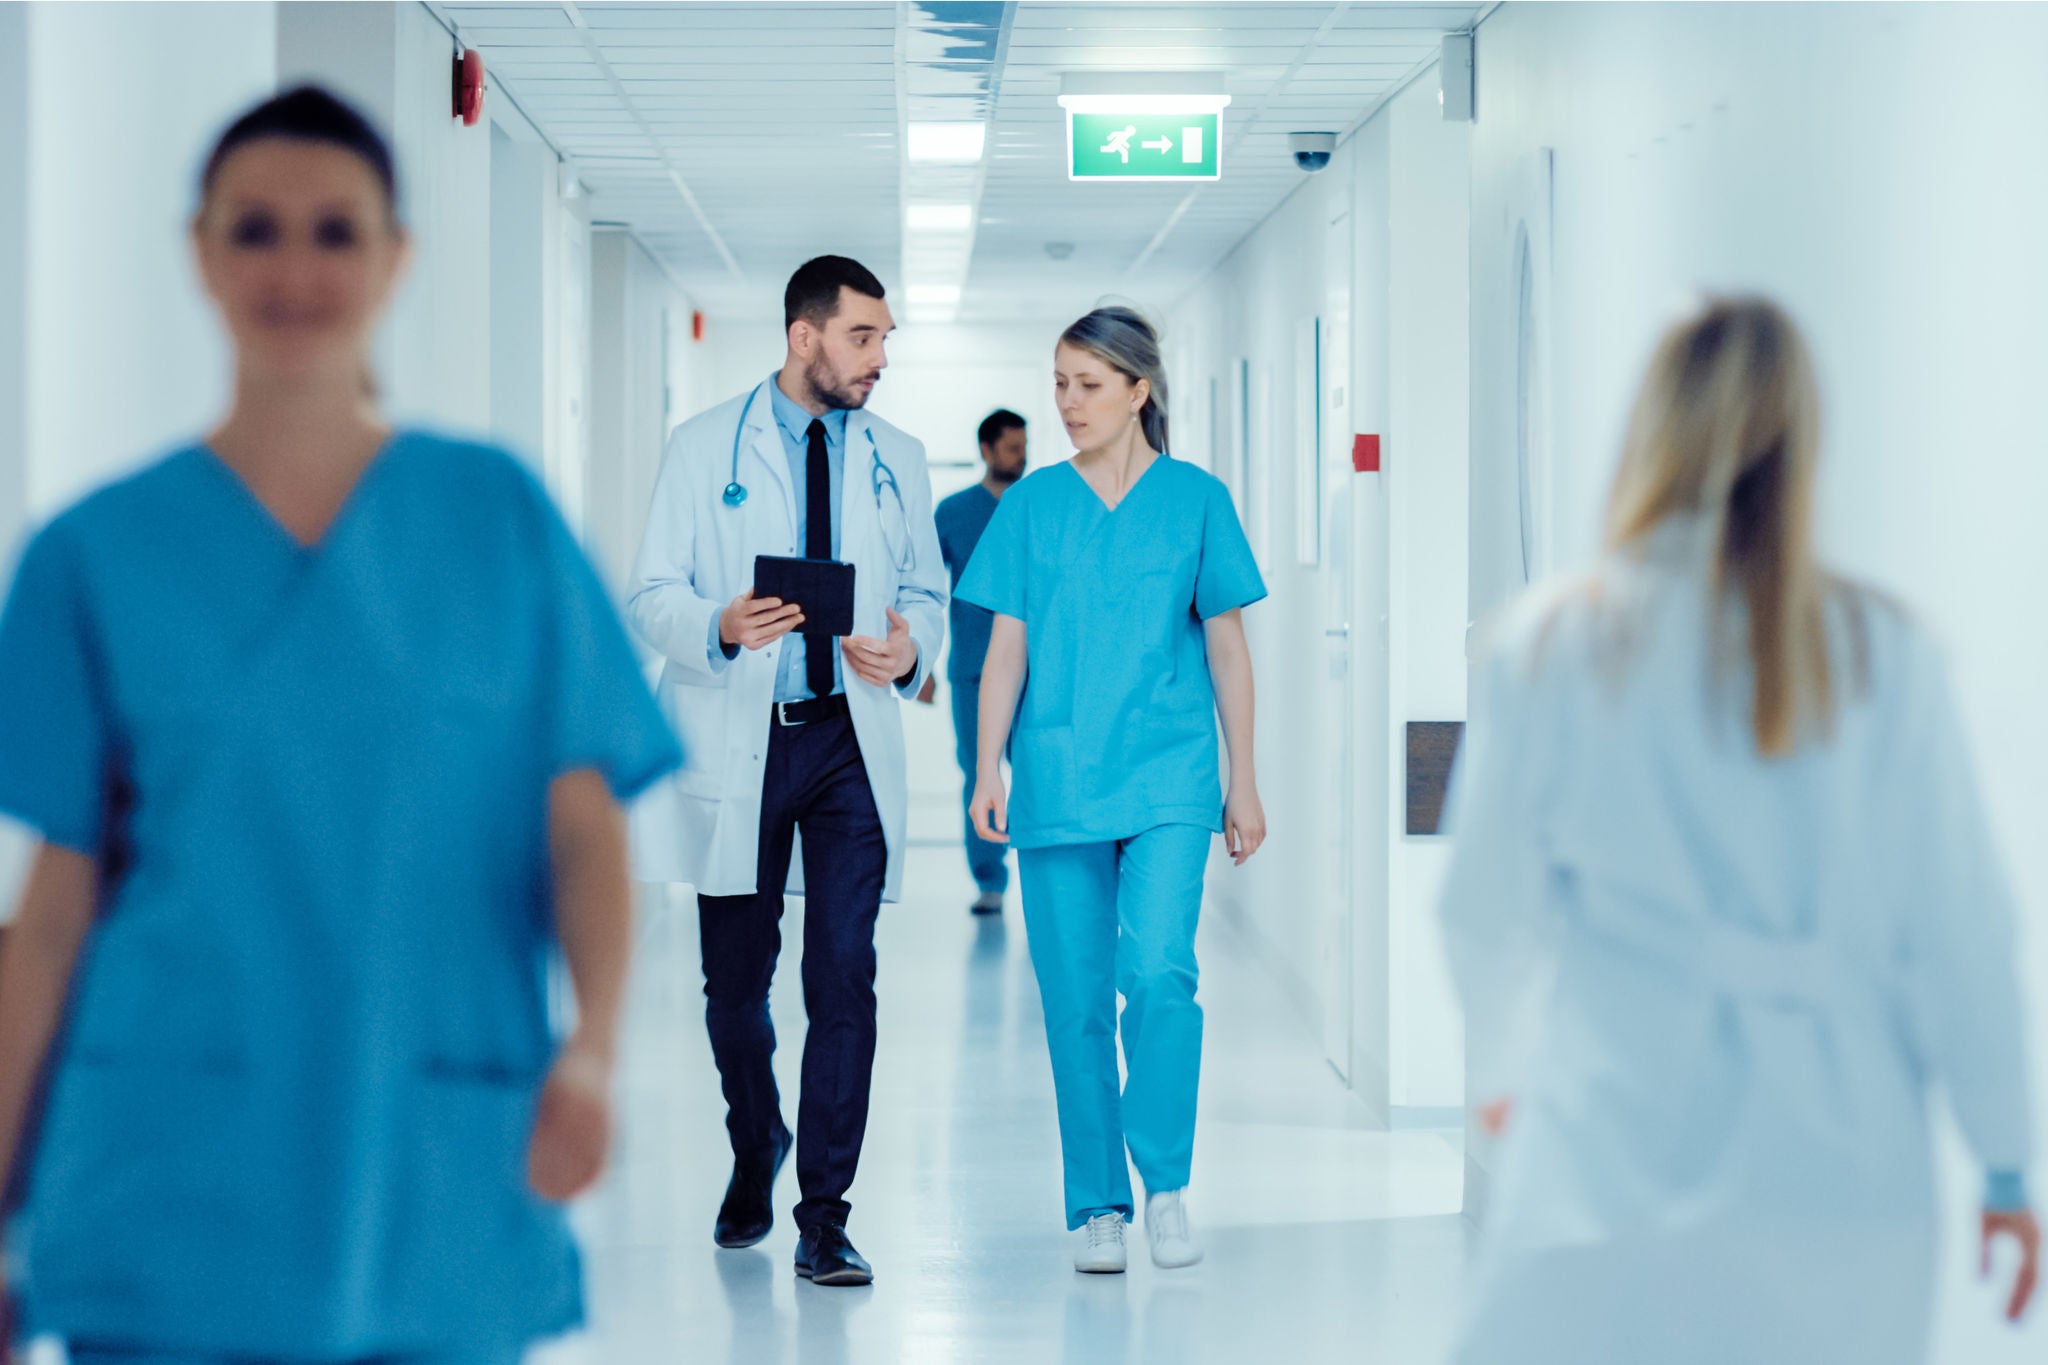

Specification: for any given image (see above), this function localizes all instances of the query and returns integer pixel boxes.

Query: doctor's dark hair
[977,409,1026,450]
[785,256,887,332]
[1059,306,1169,454]
[199,85,398,221]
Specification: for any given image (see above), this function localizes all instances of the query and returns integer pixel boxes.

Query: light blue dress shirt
[769,377,846,702]
[705,377,846,702]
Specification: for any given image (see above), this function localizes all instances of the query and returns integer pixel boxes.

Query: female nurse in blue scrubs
[961,307,1267,1275]
[0,88,679,1363]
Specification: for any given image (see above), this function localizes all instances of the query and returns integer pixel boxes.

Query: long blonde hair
[1604,297,1833,757]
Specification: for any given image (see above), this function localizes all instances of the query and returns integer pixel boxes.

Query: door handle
[1324,626,1350,638]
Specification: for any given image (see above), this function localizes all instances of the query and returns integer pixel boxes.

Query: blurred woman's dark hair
[199,85,398,219]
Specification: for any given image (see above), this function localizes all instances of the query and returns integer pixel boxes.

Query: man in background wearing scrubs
[934,409,1028,914]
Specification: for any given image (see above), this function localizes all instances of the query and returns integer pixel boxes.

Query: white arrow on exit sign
[1143,135,1174,154]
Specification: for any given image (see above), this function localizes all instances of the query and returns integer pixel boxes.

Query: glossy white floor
[532,846,1470,1365]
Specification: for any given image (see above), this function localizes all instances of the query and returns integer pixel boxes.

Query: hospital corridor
[528,853,1465,1363]
[1,2,2046,1364]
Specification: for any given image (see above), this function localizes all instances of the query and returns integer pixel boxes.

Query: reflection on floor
[534,848,1470,1364]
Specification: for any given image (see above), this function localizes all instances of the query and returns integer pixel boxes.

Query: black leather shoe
[714,1126,791,1249]
[795,1222,874,1286]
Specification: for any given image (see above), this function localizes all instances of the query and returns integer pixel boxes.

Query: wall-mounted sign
[1068,111,1221,181]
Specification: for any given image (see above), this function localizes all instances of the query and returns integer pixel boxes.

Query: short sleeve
[955,489,1028,621]
[1194,478,1267,619]
[532,485,683,801]
[0,526,113,854]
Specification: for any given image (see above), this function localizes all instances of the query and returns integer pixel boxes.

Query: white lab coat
[1440,523,2034,1365]
[625,381,947,902]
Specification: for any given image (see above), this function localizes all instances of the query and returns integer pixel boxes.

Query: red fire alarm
[691,310,706,343]
[1352,433,1382,473]
[454,49,486,126]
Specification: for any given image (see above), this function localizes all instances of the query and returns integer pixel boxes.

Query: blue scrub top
[935,482,1000,681]
[956,456,1265,849]
[0,431,681,1357]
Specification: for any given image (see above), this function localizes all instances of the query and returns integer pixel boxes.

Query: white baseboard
[1212,885,1392,1127]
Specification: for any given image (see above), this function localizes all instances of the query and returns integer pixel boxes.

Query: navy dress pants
[698,710,887,1234]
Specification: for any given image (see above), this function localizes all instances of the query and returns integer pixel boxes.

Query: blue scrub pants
[948,676,1009,895]
[1017,824,1209,1230]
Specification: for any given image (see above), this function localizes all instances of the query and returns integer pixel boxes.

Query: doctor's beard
[804,354,880,411]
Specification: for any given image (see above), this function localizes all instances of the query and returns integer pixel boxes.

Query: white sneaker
[1145,1190,1204,1269]
[971,890,1004,915]
[1074,1212,1128,1274]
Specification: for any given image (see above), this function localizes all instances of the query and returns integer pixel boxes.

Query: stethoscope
[722,384,917,573]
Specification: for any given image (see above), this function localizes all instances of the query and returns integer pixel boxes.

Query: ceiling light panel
[907,122,988,164]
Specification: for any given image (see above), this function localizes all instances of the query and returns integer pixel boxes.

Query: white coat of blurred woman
[1441,296,2038,1365]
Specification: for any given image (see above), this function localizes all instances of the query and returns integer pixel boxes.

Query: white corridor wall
[588,228,703,595]
[1169,67,1472,1125]
[1469,2,2048,1355]
[23,1,278,513]
[278,1,495,435]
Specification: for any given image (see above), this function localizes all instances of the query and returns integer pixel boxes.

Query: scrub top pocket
[1010,724,1078,838]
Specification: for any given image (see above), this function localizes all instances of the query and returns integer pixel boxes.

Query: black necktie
[805,418,834,700]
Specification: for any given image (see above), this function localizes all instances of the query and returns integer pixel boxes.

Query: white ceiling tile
[457,0,1460,317]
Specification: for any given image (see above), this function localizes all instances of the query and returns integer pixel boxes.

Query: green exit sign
[1068,111,1222,181]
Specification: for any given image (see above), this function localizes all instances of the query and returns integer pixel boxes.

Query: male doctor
[627,256,946,1287]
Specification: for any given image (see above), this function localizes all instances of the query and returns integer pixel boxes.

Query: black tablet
[754,555,856,638]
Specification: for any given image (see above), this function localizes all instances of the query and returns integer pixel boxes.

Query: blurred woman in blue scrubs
[961,307,1267,1275]
[1441,298,2038,1364]
[0,88,679,1363]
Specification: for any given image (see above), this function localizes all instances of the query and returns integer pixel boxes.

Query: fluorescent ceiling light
[906,284,962,306]
[905,202,974,231]
[1056,94,1232,116]
[1057,72,1231,116]
[907,123,986,164]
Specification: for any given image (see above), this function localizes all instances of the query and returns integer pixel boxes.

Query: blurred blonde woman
[1440,297,2038,1364]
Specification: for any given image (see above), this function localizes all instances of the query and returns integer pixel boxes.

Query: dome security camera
[1289,131,1336,173]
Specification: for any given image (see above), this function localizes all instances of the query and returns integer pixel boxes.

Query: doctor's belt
[775,693,851,727]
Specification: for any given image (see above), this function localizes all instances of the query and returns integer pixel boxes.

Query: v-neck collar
[1065,451,1166,514]
[197,429,404,556]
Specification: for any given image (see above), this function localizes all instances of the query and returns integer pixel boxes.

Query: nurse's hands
[970,772,1010,844]
[1223,782,1266,865]
[721,590,804,650]
[843,608,919,688]
[527,1037,614,1203]
[1982,1207,2040,1322]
